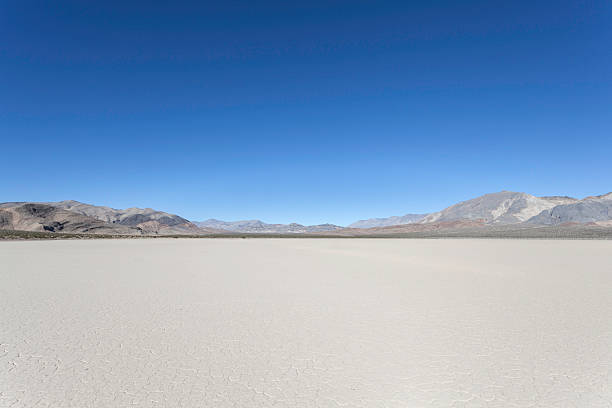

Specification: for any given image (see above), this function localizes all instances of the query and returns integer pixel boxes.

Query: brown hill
[0,203,141,235]
[0,202,223,235]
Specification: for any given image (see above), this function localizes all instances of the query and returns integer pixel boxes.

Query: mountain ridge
[2,190,612,236]
[195,219,343,234]
[419,191,576,224]
[0,203,142,235]
[347,213,428,229]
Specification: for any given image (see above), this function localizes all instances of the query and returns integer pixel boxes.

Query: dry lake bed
[1,238,612,407]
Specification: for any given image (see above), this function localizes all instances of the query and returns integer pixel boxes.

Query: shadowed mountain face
[526,193,612,225]
[195,219,343,234]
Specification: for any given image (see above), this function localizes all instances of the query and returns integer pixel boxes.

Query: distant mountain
[196,219,266,231]
[0,201,221,235]
[324,220,612,239]
[348,213,428,229]
[196,219,343,233]
[420,191,578,224]
[526,193,612,225]
[333,220,486,235]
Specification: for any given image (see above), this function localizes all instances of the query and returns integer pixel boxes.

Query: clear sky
[1,1,611,225]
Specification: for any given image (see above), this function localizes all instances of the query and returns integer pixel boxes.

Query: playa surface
[2,239,612,407]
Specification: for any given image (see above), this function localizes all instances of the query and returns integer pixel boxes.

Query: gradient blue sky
[1,1,611,225]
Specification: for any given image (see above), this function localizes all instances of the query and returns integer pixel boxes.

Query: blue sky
[1,0,611,225]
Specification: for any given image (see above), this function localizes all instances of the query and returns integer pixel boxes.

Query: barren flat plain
[2,239,612,407]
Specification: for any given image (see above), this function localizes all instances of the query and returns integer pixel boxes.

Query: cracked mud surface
[2,239,612,407]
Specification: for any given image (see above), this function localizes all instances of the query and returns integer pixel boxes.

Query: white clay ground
[1,238,612,407]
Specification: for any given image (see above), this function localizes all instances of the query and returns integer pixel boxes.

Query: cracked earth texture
[1,239,612,407]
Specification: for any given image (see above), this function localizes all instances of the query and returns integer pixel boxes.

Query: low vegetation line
[2,229,612,241]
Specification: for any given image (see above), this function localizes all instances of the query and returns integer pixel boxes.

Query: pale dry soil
[1,239,612,408]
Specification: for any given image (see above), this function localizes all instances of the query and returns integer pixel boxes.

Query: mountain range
[195,219,343,233]
[1,190,611,236]
[348,191,611,228]
[348,213,427,228]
